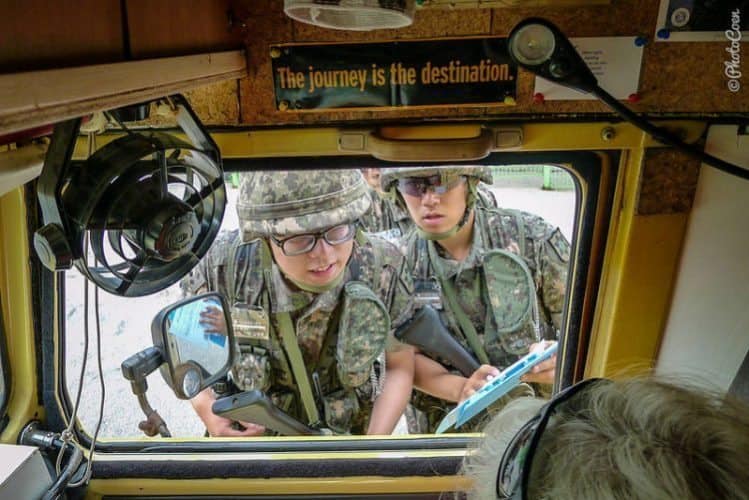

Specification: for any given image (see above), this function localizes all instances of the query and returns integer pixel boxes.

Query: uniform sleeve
[476,183,499,209]
[525,215,571,332]
[179,229,239,299]
[180,257,211,297]
[369,237,416,353]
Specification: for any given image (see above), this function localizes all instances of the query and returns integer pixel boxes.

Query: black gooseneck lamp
[507,18,749,181]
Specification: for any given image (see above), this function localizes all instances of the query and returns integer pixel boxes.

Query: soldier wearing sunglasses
[181,170,415,437]
[381,166,570,433]
[360,168,500,240]
[463,377,749,499]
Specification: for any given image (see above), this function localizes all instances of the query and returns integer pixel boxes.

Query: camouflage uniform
[381,166,570,432]
[359,185,411,239]
[400,207,570,361]
[182,170,414,435]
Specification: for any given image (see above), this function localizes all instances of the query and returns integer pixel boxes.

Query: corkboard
[234,0,748,126]
[125,80,240,128]
[185,80,241,125]
[636,148,702,215]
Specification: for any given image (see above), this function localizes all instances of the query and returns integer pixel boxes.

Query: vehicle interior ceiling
[0,0,748,498]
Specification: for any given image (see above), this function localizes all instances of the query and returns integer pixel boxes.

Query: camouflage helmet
[380,165,493,194]
[236,170,371,239]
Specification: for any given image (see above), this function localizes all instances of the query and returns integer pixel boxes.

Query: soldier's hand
[200,306,228,335]
[204,412,265,437]
[459,364,500,402]
[521,341,557,385]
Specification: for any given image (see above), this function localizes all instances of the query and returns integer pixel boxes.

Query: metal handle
[366,129,495,162]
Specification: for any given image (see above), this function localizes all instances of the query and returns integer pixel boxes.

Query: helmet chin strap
[417,207,472,241]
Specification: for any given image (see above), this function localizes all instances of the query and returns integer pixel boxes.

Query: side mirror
[151,292,236,399]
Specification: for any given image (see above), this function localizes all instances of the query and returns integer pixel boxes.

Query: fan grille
[73,135,224,297]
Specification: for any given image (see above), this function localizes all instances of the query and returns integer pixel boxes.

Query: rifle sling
[257,240,321,427]
[276,311,322,427]
[427,241,490,366]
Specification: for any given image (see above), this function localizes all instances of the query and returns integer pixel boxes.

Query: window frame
[43,149,616,468]
[0,293,10,433]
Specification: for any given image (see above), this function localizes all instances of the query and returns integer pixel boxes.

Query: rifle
[212,389,325,436]
[395,305,480,377]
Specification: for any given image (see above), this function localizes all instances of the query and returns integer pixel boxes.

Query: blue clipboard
[435,342,558,434]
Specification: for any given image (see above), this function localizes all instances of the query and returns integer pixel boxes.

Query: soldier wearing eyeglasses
[181,170,415,437]
[381,166,570,432]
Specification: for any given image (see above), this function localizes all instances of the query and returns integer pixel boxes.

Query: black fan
[34,96,225,297]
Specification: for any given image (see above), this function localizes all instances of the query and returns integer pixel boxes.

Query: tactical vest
[225,236,390,434]
[412,208,542,369]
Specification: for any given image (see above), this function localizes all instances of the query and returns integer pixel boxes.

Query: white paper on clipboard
[533,37,644,100]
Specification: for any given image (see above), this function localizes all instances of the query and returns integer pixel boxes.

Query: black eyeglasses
[269,223,356,256]
[397,174,466,198]
[496,378,608,499]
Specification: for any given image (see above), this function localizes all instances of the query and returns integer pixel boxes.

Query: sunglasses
[496,378,608,499]
[397,174,466,197]
[270,223,356,256]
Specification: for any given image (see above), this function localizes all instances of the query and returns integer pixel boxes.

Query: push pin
[634,36,648,47]
[533,92,545,104]
[656,28,670,39]
[503,95,517,105]
[627,93,641,103]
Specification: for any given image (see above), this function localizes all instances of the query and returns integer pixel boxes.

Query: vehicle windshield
[63,164,576,438]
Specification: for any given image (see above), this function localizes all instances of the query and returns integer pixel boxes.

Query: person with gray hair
[463,377,749,500]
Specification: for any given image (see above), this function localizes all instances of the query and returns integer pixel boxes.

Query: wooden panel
[132,80,241,127]
[239,1,492,125]
[236,0,295,125]
[489,3,748,115]
[237,0,749,125]
[184,80,241,125]
[126,0,244,58]
[0,51,246,135]
[0,0,123,73]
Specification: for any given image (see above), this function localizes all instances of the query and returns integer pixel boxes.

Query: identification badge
[414,278,443,310]
[231,304,270,340]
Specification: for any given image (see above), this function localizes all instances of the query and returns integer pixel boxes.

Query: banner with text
[271,38,517,111]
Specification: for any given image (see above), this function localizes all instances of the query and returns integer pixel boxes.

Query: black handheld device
[212,390,325,436]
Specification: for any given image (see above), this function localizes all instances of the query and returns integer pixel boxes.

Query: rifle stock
[395,305,480,377]
[212,389,324,436]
